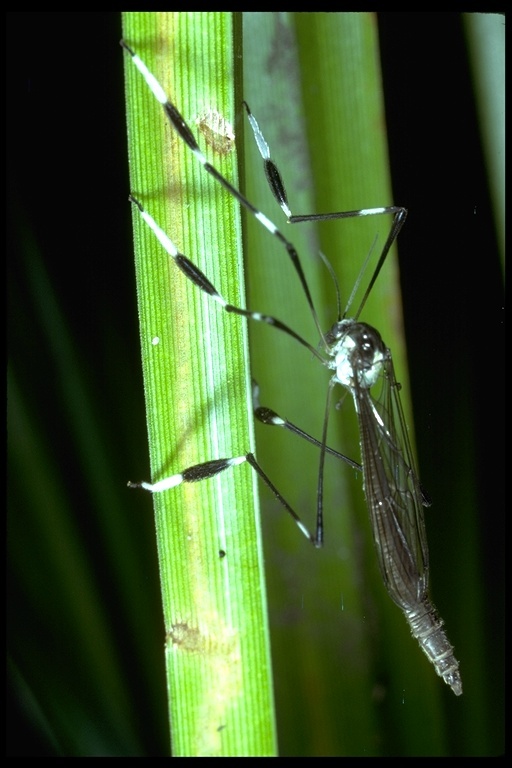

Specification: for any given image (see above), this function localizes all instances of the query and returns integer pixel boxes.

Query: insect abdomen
[405,599,462,695]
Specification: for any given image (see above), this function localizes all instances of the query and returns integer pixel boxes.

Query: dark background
[7,12,503,755]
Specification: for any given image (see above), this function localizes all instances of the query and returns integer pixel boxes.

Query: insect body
[122,40,462,695]
[329,319,461,694]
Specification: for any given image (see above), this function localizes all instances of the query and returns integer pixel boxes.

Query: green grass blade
[463,13,505,270]
[243,12,450,755]
[121,12,276,756]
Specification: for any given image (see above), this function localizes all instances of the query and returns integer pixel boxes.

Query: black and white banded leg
[242,100,408,319]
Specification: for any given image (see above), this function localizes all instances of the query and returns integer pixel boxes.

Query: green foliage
[121,12,275,756]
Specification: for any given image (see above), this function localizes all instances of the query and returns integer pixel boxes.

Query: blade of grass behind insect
[244,12,449,755]
[122,12,276,756]
[463,13,504,269]
[294,14,449,752]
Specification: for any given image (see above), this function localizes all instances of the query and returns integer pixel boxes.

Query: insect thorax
[328,319,387,390]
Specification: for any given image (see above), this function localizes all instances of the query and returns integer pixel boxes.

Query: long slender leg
[253,404,362,472]
[242,100,407,320]
[129,452,320,546]
[129,195,324,363]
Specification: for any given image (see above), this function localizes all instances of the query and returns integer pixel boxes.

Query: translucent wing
[352,345,462,694]
[352,346,429,611]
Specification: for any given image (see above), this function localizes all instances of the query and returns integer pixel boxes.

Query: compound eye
[359,329,378,365]
[362,332,374,353]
